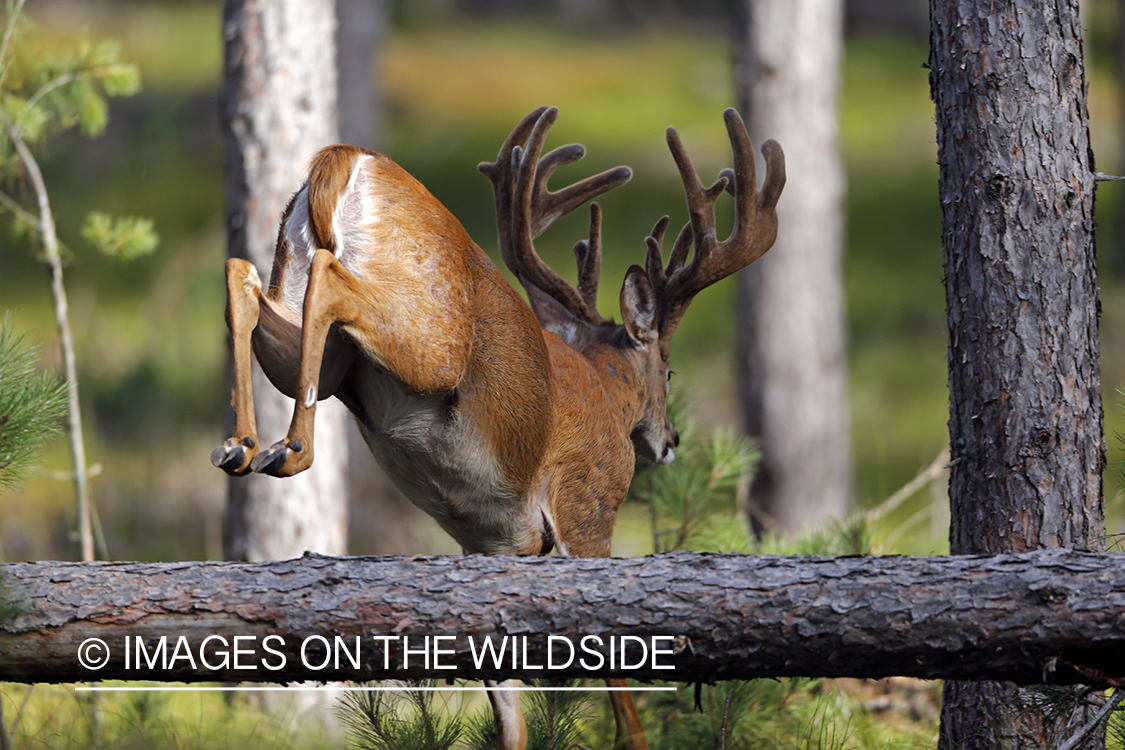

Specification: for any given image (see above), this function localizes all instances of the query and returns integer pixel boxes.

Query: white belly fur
[348,367,545,555]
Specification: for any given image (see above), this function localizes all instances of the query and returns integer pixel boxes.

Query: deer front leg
[211,258,264,476]
[552,487,649,750]
[251,248,357,477]
[485,679,527,750]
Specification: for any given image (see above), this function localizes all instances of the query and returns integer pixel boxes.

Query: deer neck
[578,339,647,435]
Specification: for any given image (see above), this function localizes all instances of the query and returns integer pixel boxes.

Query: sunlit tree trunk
[220,0,348,565]
[736,0,852,534]
[930,1,1105,747]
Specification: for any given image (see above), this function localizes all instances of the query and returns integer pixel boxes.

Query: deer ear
[621,265,658,346]
[527,281,590,346]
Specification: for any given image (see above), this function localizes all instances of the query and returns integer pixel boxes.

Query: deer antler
[479,106,632,325]
[646,108,786,358]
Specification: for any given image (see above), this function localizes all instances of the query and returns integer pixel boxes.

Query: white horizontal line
[74,685,677,693]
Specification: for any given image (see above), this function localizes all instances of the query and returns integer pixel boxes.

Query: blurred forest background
[2,0,1124,564]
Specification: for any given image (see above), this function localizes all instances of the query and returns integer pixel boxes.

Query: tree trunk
[930,1,1105,747]
[220,0,349,564]
[736,0,852,534]
[336,0,386,148]
[4,549,1125,685]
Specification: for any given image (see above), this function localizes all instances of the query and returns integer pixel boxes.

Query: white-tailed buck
[213,106,784,750]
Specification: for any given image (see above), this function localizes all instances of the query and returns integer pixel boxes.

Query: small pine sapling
[0,0,157,560]
[0,315,67,494]
[631,395,760,553]
[339,682,466,750]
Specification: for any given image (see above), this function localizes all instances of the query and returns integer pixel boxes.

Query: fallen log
[1,548,1123,685]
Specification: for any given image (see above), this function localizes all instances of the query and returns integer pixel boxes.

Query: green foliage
[0,0,155,257]
[641,679,819,750]
[0,1,139,155]
[523,680,593,750]
[0,315,67,493]
[81,211,158,261]
[340,680,595,750]
[341,683,466,750]
[461,679,594,750]
[632,396,760,553]
[754,516,875,558]
[1105,691,1125,750]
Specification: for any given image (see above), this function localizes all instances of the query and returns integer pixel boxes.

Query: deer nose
[669,429,680,448]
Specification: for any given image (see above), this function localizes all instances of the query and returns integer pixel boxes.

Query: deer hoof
[250,439,312,477]
[211,438,257,476]
[250,442,291,476]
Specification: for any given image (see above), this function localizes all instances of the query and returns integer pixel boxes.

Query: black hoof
[251,444,289,476]
[212,443,248,475]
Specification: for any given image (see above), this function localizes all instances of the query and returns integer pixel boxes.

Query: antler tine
[522,112,632,239]
[666,220,694,277]
[644,216,671,293]
[573,203,603,314]
[481,107,633,326]
[479,106,551,281]
[511,107,606,322]
[655,108,786,356]
[478,106,550,179]
[533,150,632,239]
[664,124,729,272]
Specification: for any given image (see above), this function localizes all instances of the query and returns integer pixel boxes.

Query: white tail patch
[241,264,262,295]
[284,183,316,262]
[332,154,377,264]
[305,384,317,408]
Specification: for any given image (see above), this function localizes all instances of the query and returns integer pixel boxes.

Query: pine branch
[0,317,67,492]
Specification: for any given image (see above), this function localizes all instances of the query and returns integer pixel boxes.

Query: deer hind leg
[607,679,648,750]
[250,248,358,478]
[212,258,264,476]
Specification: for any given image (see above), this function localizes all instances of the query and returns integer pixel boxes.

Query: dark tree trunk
[736,0,852,534]
[4,550,1125,686]
[220,0,349,563]
[930,0,1105,747]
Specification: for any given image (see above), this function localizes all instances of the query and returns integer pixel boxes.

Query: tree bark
[3,549,1125,686]
[220,0,349,563]
[736,0,852,534]
[930,0,1104,747]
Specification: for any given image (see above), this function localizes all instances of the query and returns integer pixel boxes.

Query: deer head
[480,106,785,465]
